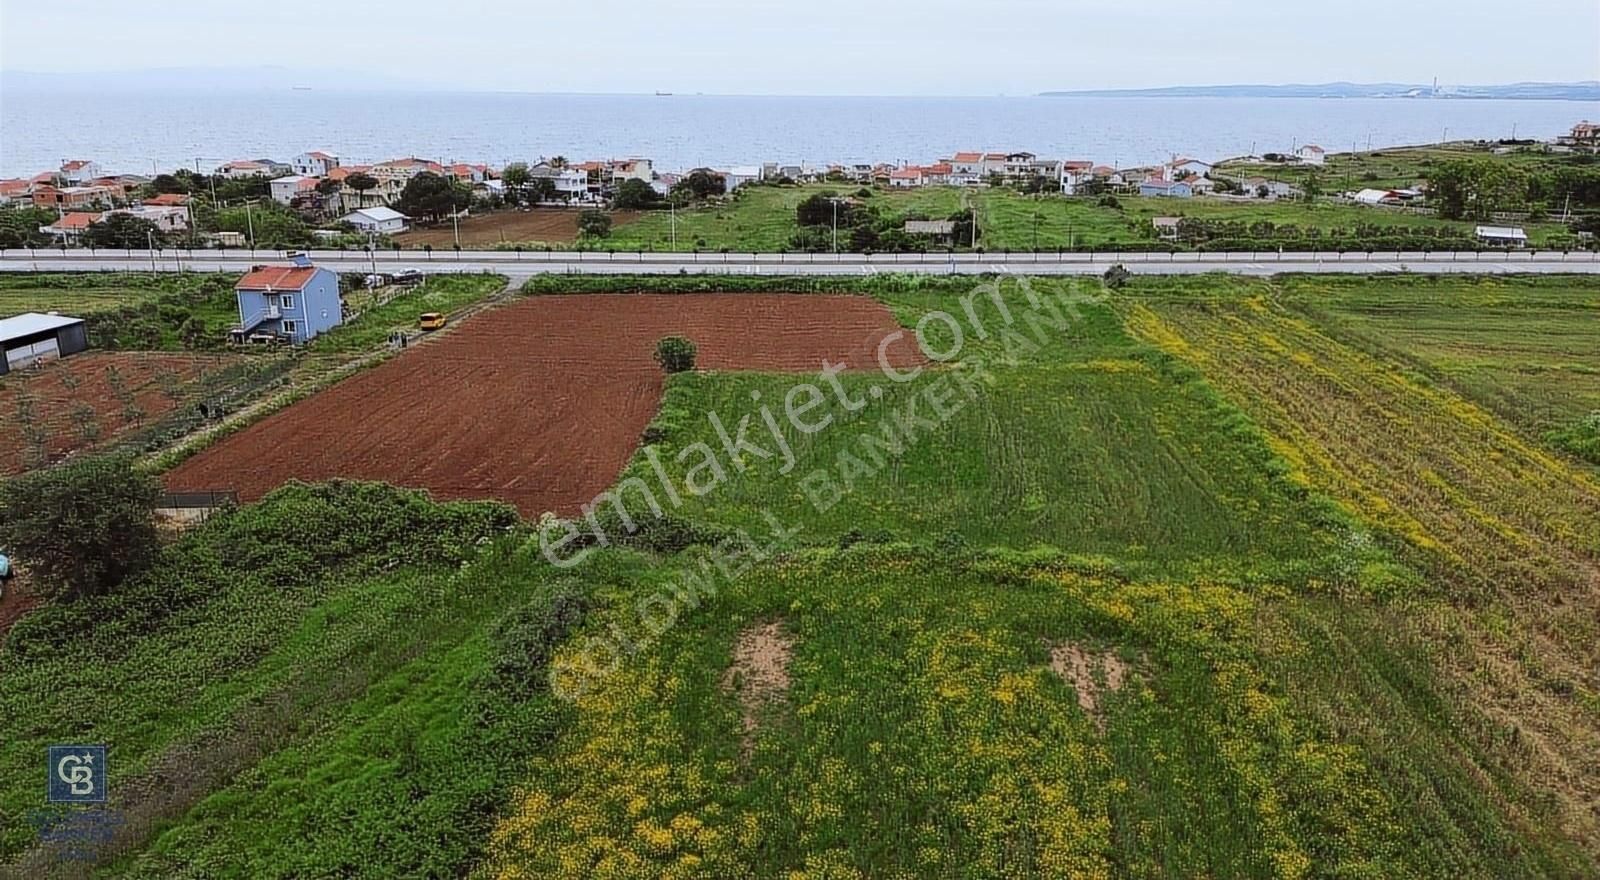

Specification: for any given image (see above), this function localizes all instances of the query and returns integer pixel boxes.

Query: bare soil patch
[1,352,240,476]
[165,293,926,517]
[392,208,640,247]
[1049,642,1130,731]
[723,621,794,754]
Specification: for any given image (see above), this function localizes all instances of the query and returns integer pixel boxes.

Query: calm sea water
[1,90,1594,177]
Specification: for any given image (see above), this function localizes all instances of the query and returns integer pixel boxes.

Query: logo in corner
[47,745,107,803]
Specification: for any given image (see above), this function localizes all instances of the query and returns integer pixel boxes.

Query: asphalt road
[4,248,1599,278]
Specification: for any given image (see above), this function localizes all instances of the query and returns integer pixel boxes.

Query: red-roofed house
[1297,144,1326,166]
[59,160,102,185]
[39,212,104,243]
[0,179,31,205]
[889,166,925,188]
[232,253,342,345]
[32,185,115,210]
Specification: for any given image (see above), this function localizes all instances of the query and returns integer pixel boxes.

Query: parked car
[395,269,424,286]
[0,551,13,583]
[419,312,447,331]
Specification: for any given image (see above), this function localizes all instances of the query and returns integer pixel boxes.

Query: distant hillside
[1041,81,1600,100]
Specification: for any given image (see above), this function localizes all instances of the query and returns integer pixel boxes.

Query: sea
[1,90,1595,178]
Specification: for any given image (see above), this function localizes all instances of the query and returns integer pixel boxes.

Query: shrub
[1102,264,1133,289]
[577,210,612,238]
[654,335,697,373]
[1545,411,1600,465]
[0,455,161,602]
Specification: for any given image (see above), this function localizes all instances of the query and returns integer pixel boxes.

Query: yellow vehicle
[419,312,447,331]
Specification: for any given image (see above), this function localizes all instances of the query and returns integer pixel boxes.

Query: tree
[395,171,470,223]
[345,172,379,207]
[0,455,162,602]
[796,193,849,227]
[612,178,662,210]
[577,210,612,238]
[82,212,165,249]
[654,336,697,373]
[674,170,726,202]
[1102,264,1132,289]
[529,177,558,204]
[501,162,531,203]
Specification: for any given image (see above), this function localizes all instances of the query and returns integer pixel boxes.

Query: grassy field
[3,273,1597,877]
[0,273,242,350]
[1121,274,1600,855]
[588,181,1574,253]
[1219,143,1599,193]
[604,184,965,252]
[0,273,200,316]
[972,189,1573,250]
[1268,275,1600,456]
[310,273,507,353]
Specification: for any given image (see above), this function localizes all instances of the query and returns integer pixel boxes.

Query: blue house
[231,253,342,344]
[1139,178,1193,198]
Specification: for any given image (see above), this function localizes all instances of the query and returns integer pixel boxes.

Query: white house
[270,175,320,204]
[59,160,103,185]
[341,206,409,235]
[724,166,763,191]
[109,205,190,233]
[293,151,341,177]
[1168,158,1213,178]
[1353,188,1400,205]
[219,159,289,179]
[1298,145,1326,166]
[528,163,589,201]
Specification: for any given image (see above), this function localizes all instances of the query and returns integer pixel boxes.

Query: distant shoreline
[1040,82,1600,101]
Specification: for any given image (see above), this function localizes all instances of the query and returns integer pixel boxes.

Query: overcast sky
[3,0,1598,95]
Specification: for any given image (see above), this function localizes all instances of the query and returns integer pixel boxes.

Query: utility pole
[670,198,677,249]
[245,200,256,250]
[831,197,840,253]
[146,229,157,271]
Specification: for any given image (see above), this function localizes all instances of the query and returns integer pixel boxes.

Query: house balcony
[235,304,281,333]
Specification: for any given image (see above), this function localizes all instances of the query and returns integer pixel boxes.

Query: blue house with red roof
[230,252,342,345]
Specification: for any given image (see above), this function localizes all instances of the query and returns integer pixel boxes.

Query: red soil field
[392,208,640,247]
[1,352,239,476]
[166,294,926,517]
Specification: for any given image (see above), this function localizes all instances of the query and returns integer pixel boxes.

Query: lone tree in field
[577,209,612,238]
[0,454,162,602]
[654,336,697,373]
[612,178,662,210]
[1102,264,1132,290]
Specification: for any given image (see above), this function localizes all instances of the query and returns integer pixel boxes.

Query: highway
[4,248,1599,278]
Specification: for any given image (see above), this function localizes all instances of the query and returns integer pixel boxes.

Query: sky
[2,0,1598,95]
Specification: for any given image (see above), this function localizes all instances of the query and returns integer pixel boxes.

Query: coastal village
[2,120,1595,252]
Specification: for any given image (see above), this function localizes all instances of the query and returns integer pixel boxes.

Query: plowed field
[1,352,239,475]
[165,294,923,517]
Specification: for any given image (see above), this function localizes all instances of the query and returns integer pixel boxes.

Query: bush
[1102,264,1132,289]
[577,210,612,238]
[0,455,161,602]
[654,335,697,373]
[1546,411,1600,465]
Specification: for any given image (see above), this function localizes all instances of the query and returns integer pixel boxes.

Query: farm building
[1475,225,1529,247]
[0,312,88,376]
[904,219,957,243]
[231,253,342,345]
[342,206,410,235]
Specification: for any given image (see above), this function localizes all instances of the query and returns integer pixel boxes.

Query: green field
[0,273,242,349]
[2,273,1596,877]
[603,184,966,252]
[309,273,508,353]
[1266,275,1600,456]
[589,180,1577,253]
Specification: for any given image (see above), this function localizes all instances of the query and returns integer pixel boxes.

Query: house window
[282,320,298,335]
[280,294,294,309]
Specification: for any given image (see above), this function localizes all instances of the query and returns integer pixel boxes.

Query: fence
[157,489,238,524]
